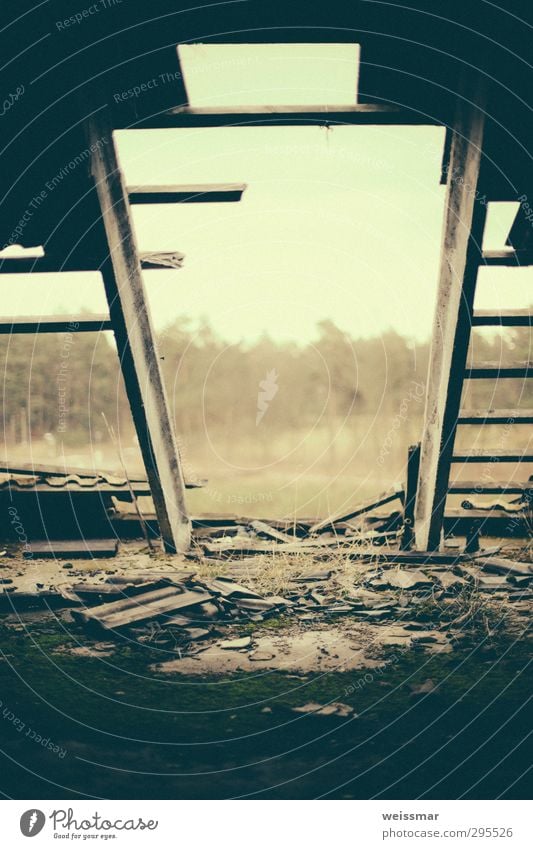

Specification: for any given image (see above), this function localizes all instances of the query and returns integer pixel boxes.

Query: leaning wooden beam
[133,103,442,129]
[414,80,487,552]
[307,486,404,535]
[88,110,190,553]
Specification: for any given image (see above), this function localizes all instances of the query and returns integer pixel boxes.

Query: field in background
[1,318,531,520]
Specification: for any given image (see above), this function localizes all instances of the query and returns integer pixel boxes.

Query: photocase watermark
[443,161,488,207]
[20,807,158,837]
[516,193,533,234]
[377,381,425,465]
[7,506,32,559]
[57,323,79,433]
[0,699,67,759]
[256,368,279,425]
[343,651,402,697]
[1,84,25,118]
[113,70,182,103]
[3,136,109,249]
[20,809,46,837]
[55,0,123,31]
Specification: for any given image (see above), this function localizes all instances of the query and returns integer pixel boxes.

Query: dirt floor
[0,539,531,799]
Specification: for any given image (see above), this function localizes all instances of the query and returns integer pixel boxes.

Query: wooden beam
[481,249,533,266]
[414,80,487,551]
[401,443,421,551]
[0,315,112,334]
[465,362,532,379]
[452,448,533,462]
[458,408,533,424]
[128,183,247,203]
[308,485,404,535]
[87,109,190,553]
[132,103,442,129]
[472,309,532,326]
[448,481,533,495]
[0,255,179,273]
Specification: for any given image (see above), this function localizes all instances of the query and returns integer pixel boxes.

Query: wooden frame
[414,80,487,551]
[88,110,190,553]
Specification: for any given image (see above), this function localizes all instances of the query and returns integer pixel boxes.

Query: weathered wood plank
[129,183,246,203]
[0,315,112,334]
[465,362,532,379]
[88,109,191,553]
[481,249,533,265]
[448,481,533,495]
[472,309,532,326]
[401,443,421,551]
[458,408,533,424]
[452,449,533,462]
[134,103,442,129]
[308,486,404,535]
[415,79,487,551]
[24,539,118,559]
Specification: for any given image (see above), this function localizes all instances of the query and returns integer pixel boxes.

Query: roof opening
[177,43,360,107]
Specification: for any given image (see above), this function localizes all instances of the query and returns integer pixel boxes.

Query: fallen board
[24,539,119,559]
[307,487,404,534]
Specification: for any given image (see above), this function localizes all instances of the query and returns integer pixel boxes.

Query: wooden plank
[458,409,533,424]
[0,315,112,334]
[464,362,532,379]
[88,109,191,553]
[0,255,180,273]
[307,486,404,535]
[472,309,532,326]
[474,557,532,578]
[24,539,118,559]
[0,256,98,273]
[481,249,533,266]
[138,251,185,269]
[401,443,421,551]
[452,449,533,462]
[414,79,487,552]
[248,520,295,544]
[203,531,398,558]
[448,481,533,495]
[134,103,442,129]
[73,585,212,629]
[128,183,246,203]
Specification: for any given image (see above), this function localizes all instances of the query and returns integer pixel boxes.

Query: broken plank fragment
[249,520,295,543]
[377,569,433,590]
[139,251,185,269]
[474,557,532,578]
[72,585,212,629]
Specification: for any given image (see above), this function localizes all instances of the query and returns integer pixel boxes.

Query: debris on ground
[292,701,356,717]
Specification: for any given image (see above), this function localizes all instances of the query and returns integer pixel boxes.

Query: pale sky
[0,44,529,345]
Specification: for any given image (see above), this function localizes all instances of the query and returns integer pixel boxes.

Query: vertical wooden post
[414,79,487,551]
[88,110,190,553]
[401,442,421,551]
